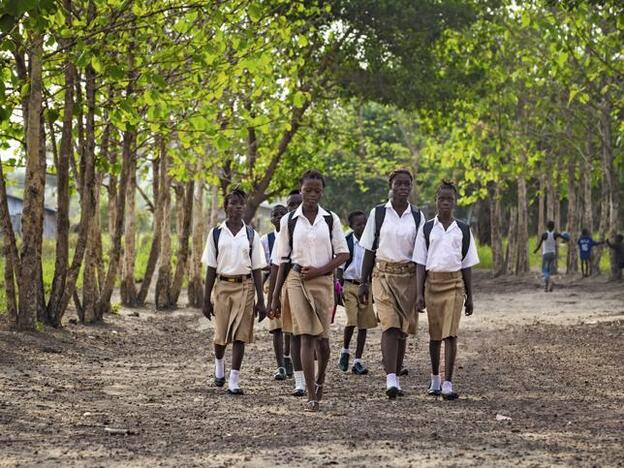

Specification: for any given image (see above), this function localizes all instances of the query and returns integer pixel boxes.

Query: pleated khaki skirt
[213,278,255,346]
[343,281,378,329]
[285,270,333,338]
[425,271,464,341]
[372,261,418,335]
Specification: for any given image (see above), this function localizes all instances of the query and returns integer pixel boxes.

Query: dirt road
[1,272,623,467]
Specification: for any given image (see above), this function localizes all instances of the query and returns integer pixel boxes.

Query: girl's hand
[271,296,282,318]
[301,266,322,280]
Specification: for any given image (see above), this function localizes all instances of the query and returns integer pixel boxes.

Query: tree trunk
[583,118,594,234]
[538,174,545,236]
[174,183,185,237]
[546,173,555,226]
[82,174,101,322]
[209,183,219,227]
[120,150,138,306]
[35,112,47,323]
[47,16,75,321]
[505,206,517,275]
[489,183,504,277]
[0,160,20,326]
[17,33,44,331]
[566,158,579,274]
[155,139,173,309]
[515,175,530,274]
[137,156,161,305]
[170,180,194,305]
[188,178,205,308]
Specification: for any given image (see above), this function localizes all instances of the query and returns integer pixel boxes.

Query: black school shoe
[227,388,244,395]
[399,368,409,376]
[284,357,294,377]
[386,386,399,400]
[214,377,226,387]
[442,391,459,400]
[338,352,350,372]
[274,367,287,381]
[292,388,306,397]
[427,386,441,396]
[397,389,405,397]
[351,362,369,375]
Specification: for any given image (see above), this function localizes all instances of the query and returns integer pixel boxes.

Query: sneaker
[351,361,369,375]
[274,367,287,381]
[284,356,294,377]
[338,352,350,372]
[441,381,458,400]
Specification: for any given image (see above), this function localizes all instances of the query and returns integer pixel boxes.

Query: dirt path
[1,272,623,467]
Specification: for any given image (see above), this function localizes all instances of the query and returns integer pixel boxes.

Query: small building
[6,194,58,239]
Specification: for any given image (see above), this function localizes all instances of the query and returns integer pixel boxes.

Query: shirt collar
[292,204,330,223]
[221,220,247,237]
[385,200,413,218]
[433,215,458,230]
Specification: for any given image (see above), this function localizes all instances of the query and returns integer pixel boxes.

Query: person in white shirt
[201,189,267,395]
[271,170,349,412]
[337,210,377,376]
[260,204,290,381]
[358,169,425,400]
[414,181,479,400]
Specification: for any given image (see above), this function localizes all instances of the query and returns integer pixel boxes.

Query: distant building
[6,194,58,238]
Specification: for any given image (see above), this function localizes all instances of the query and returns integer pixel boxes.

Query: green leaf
[0,14,16,33]
[293,91,305,108]
[91,56,103,73]
[248,4,262,23]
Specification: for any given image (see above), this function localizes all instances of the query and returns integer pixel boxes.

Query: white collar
[220,220,247,236]
[385,200,413,217]
[433,215,458,231]
[292,204,330,220]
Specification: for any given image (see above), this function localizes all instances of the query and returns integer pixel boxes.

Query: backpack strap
[245,224,254,260]
[267,231,275,256]
[410,206,421,230]
[343,231,355,271]
[424,219,471,261]
[372,204,386,250]
[213,226,222,261]
[287,211,335,259]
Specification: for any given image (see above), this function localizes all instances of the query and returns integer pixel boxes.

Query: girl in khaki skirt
[358,169,425,399]
[414,181,479,400]
[271,170,349,412]
[202,189,267,395]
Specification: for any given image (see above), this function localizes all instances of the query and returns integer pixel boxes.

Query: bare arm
[270,263,288,317]
[533,235,544,254]
[266,263,279,318]
[461,267,473,316]
[415,264,426,311]
[202,267,217,319]
[252,268,266,322]
[357,249,376,304]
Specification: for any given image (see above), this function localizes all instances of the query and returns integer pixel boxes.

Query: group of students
[201,169,479,412]
[535,222,624,291]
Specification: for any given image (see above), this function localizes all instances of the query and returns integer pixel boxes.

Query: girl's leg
[355,329,367,359]
[291,334,303,371]
[381,328,401,374]
[343,326,355,350]
[214,343,226,360]
[301,334,317,401]
[284,333,291,356]
[231,341,245,371]
[396,334,407,374]
[272,329,285,368]
[315,337,330,400]
[429,340,441,376]
[443,336,457,381]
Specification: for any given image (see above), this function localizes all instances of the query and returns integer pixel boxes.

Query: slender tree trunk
[546,173,555,225]
[538,174,545,236]
[156,140,173,309]
[120,151,138,306]
[137,156,161,305]
[170,180,194,305]
[82,175,101,322]
[209,183,219,227]
[174,183,185,237]
[46,14,75,320]
[188,178,205,308]
[17,33,45,331]
[35,112,47,323]
[515,175,530,274]
[0,160,20,326]
[566,158,579,274]
[583,118,594,234]
[489,183,504,276]
[505,206,517,275]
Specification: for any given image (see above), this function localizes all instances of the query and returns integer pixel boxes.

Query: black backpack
[344,231,355,271]
[372,204,422,250]
[213,224,255,261]
[423,219,471,260]
[267,231,276,255]
[286,210,334,259]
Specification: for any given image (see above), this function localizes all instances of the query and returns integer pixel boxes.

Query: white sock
[386,373,397,389]
[341,348,350,355]
[229,369,240,390]
[284,354,291,359]
[442,380,453,394]
[294,370,305,390]
[396,376,401,390]
[215,357,225,379]
[354,358,363,365]
[431,374,441,390]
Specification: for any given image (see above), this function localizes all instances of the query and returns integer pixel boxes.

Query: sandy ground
[1,271,623,467]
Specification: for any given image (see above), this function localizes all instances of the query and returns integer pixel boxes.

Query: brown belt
[218,274,251,283]
[344,278,363,285]
[375,261,416,275]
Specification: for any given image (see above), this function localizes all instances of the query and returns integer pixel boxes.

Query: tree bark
[137,155,161,305]
[505,206,517,275]
[546,173,555,225]
[489,183,504,277]
[120,149,138,306]
[515,174,530,274]
[566,158,579,274]
[155,139,173,309]
[46,8,75,320]
[170,180,194,305]
[538,174,545,237]
[81,173,101,322]
[188,178,205,308]
[0,160,19,326]
[17,33,45,331]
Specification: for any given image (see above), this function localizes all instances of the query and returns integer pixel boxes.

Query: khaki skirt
[268,315,283,333]
[425,271,464,341]
[285,270,333,338]
[213,278,255,346]
[372,261,418,335]
[343,281,378,329]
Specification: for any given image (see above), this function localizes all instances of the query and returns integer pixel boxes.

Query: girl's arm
[202,267,217,319]
[266,264,279,318]
[270,263,288,317]
[415,264,426,311]
[252,268,266,322]
[461,267,473,316]
[301,253,350,280]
